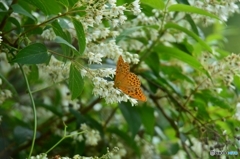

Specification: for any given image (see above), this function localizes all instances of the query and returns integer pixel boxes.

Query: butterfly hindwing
[126,73,141,87]
[120,86,146,101]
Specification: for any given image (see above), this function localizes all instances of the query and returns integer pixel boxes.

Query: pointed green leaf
[168,4,220,20]
[69,64,84,99]
[141,0,164,10]
[155,45,204,72]
[54,36,78,52]
[11,4,36,20]
[137,105,155,136]
[72,18,86,54]
[145,52,160,76]
[52,21,72,56]
[57,0,69,6]
[12,43,50,64]
[25,0,61,15]
[165,23,211,51]
[119,102,141,137]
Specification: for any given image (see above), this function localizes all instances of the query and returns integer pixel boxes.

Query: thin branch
[20,65,37,159]
[103,106,118,129]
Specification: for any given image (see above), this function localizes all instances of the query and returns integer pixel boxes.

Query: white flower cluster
[0,31,2,46]
[75,0,141,30]
[72,123,101,146]
[37,56,70,86]
[0,78,12,104]
[107,143,127,159]
[185,137,209,158]
[188,0,239,25]
[59,84,80,112]
[134,136,159,159]
[68,0,143,105]
[132,0,141,15]
[41,28,56,41]
[199,53,240,90]
[0,52,12,74]
[30,153,48,159]
[85,40,139,64]
[119,8,187,50]
[29,148,126,159]
[81,66,138,105]
[235,103,240,121]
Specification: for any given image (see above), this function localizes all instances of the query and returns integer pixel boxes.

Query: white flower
[95,14,103,24]
[41,28,56,41]
[99,28,110,38]
[30,153,48,159]
[87,52,104,64]
[0,52,12,74]
[37,56,70,84]
[132,0,141,15]
[81,69,88,77]
[70,131,83,142]
[109,0,116,6]
[4,90,12,98]
[112,19,119,27]
[0,35,2,45]
[119,15,127,24]
[80,123,101,146]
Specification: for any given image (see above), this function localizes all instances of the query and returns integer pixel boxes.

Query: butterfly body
[114,55,146,101]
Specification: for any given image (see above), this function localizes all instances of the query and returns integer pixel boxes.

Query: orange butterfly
[114,55,146,101]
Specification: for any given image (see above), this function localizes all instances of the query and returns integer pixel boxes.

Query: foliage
[0,0,240,159]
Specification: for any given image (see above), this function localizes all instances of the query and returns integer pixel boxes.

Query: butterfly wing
[119,73,146,101]
[115,55,146,101]
[114,55,130,87]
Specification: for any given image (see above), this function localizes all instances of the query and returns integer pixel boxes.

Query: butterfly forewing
[115,55,130,87]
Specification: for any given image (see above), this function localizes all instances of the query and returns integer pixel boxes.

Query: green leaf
[72,18,86,54]
[69,108,86,124]
[0,1,8,12]
[168,4,220,20]
[165,23,212,52]
[141,0,164,10]
[57,0,69,6]
[54,36,78,52]
[145,53,160,76]
[38,103,63,117]
[155,45,203,72]
[161,65,194,84]
[27,64,39,84]
[5,17,21,33]
[11,4,36,20]
[52,21,72,56]
[116,26,143,43]
[69,64,84,99]
[119,102,141,137]
[25,0,61,15]
[137,105,155,136]
[12,43,50,64]
[14,126,35,144]
[185,14,199,35]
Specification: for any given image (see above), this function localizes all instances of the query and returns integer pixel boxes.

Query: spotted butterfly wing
[114,55,146,101]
